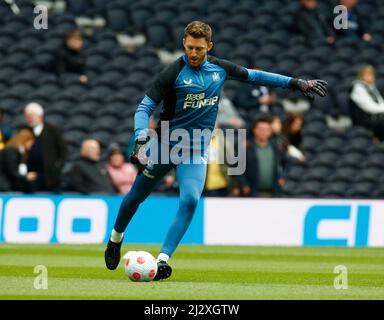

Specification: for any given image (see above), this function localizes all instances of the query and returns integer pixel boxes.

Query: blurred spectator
[0,108,14,151]
[282,113,304,150]
[204,124,239,197]
[24,102,67,193]
[70,139,116,194]
[0,128,36,192]
[56,30,88,84]
[234,66,281,117]
[237,115,287,197]
[107,143,137,195]
[293,0,335,44]
[156,169,179,195]
[335,0,372,41]
[217,89,245,130]
[271,115,305,162]
[350,65,384,141]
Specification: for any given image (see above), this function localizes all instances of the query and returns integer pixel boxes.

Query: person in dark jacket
[293,0,335,44]
[335,0,372,41]
[237,115,288,197]
[0,128,36,192]
[24,102,67,193]
[70,139,116,194]
[56,29,88,84]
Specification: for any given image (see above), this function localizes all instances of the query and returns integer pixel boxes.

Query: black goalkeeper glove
[289,78,328,100]
[130,138,148,174]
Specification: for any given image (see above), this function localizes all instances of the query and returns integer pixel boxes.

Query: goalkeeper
[105,21,327,280]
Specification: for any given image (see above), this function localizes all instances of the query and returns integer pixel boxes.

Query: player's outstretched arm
[214,57,328,99]
[246,69,328,100]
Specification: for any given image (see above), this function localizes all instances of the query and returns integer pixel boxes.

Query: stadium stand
[0,0,384,196]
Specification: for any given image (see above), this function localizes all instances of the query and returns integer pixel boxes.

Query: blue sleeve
[246,69,292,88]
[134,95,157,140]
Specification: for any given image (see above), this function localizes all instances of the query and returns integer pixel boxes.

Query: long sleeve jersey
[134,54,292,150]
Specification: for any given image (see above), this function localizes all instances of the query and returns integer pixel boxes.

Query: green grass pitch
[0,244,384,300]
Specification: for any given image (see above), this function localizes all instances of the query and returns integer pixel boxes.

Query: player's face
[183,35,213,68]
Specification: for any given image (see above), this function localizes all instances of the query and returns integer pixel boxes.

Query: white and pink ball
[123,251,157,282]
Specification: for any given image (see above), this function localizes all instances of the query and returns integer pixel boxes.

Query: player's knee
[180,192,199,213]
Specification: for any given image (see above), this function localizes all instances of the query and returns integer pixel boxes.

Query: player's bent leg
[105,162,173,271]
[155,163,207,280]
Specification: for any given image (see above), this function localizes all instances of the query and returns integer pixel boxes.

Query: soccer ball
[123,251,157,282]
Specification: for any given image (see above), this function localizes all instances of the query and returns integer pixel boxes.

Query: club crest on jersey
[183,79,193,86]
[212,72,220,82]
[146,159,154,170]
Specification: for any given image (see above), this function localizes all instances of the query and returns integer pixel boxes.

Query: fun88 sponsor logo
[0,197,108,243]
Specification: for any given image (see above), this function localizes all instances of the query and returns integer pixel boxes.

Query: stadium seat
[305,166,331,182]
[45,114,66,128]
[345,182,374,199]
[68,100,100,117]
[64,130,87,147]
[286,164,306,182]
[317,136,345,154]
[365,152,384,169]
[295,180,323,198]
[90,116,118,134]
[86,54,108,74]
[66,0,90,16]
[63,115,92,133]
[0,97,22,116]
[345,126,373,140]
[301,136,321,155]
[92,0,108,15]
[129,7,152,33]
[301,121,327,139]
[281,180,299,197]
[145,21,173,49]
[319,182,348,198]
[90,130,112,148]
[372,185,384,199]
[342,136,372,153]
[354,168,382,184]
[307,151,339,168]
[334,152,364,169]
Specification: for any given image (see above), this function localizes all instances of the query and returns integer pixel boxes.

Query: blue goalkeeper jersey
[134,54,292,150]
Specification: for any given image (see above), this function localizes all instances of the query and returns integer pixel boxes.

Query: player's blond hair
[184,21,212,43]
